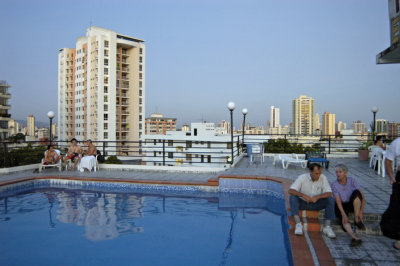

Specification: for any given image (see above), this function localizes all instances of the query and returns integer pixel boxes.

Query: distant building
[336,121,347,132]
[292,95,315,135]
[142,122,240,167]
[27,115,35,137]
[145,113,177,135]
[51,123,58,139]
[9,119,23,136]
[38,128,50,139]
[217,120,230,133]
[322,112,335,136]
[270,106,280,128]
[388,122,400,139]
[314,113,321,134]
[352,121,367,134]
[0,80,11,139]
[376,119,389,135]
[181,124,190,132]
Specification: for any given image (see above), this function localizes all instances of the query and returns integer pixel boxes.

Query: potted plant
[358,141,372,161]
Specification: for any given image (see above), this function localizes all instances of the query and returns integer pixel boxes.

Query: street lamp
[371,106,378,142]
[47,111,55,145]
[241,108,248,153]
[227,102,236,164]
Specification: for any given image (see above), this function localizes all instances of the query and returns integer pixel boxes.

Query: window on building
[104,86,108,93]
[207,155,211,163]
[139,81,142,88]
[104,105,108,112]
[104,41,109,48]
[201,155,204,163]
[168,140,173,146]
[194,128,197,136]
[104,123,108,130]
[104,59,108,66]
[104,95,108,102]
[139,48,143,54]
[104,132,108,139]
[139,98,142,104]
[104,114,108,121]
[168,152,173,159]
[139,57,143,63]
[139,90,142,96]
[153,151,156,157]
[104,68,108,75]
[139,65,142,71]
[186,154,192,161]
[186,141,192,148]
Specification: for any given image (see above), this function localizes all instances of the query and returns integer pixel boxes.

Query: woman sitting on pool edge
[331,164,366,247]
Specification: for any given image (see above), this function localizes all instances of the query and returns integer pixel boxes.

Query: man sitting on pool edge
[289,163,336,238]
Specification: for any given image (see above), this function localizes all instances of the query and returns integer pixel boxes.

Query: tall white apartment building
[322,111,335,136]
[292,95,315,135]
[270,106,280,128]
[27,114,35,136]
[58,26,145,148]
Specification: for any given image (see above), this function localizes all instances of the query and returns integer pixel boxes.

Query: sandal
[350,238,362,247]
[355,221,366,230]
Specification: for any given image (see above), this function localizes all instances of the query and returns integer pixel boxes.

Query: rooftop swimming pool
[0,179,293,265]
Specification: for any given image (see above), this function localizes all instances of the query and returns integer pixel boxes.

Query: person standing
[384,137,400,250]
[289,163,336,238]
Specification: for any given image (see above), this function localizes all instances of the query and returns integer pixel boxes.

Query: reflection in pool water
[0,186,292,265]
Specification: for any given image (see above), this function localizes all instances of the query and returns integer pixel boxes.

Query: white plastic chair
[39,149,62,172]
[250,144,264,165]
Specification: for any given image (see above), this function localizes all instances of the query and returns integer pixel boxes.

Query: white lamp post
[47,111,55,145]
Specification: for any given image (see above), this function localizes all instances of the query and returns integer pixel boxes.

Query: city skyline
[1,0,399,128]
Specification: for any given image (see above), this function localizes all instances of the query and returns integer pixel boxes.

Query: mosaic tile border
[0,177,285,200]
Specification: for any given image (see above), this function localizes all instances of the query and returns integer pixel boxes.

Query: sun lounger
[39,149,62,172]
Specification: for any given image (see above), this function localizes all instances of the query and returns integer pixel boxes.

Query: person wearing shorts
[62,138,82,170]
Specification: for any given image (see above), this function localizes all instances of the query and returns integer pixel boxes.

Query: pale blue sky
[0,0,399,128]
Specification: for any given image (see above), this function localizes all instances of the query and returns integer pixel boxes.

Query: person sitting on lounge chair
[44,145,61,165]
[79,140,98,172]
[62,138,82,170]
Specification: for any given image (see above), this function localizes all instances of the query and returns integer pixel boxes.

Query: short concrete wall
[99,164,227,174]
[0,164,40,175]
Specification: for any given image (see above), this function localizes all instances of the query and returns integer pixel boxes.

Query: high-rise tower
[292,95,315,135]
[58,26,145,149]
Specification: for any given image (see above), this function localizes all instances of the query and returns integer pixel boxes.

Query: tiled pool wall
[218,177,284,198]
[0,177,285,202]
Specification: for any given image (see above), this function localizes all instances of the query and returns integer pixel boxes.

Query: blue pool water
[0,183,292,265]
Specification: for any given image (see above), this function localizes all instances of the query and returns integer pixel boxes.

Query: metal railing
[0,136,244,168]
[0,133,394,169]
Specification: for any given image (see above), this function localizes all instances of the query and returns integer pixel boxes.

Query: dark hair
[85,139,92,143]
[309,163,322,171]
[47,145,52,149]
[71,138,77,143]
[374,136,383,144]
